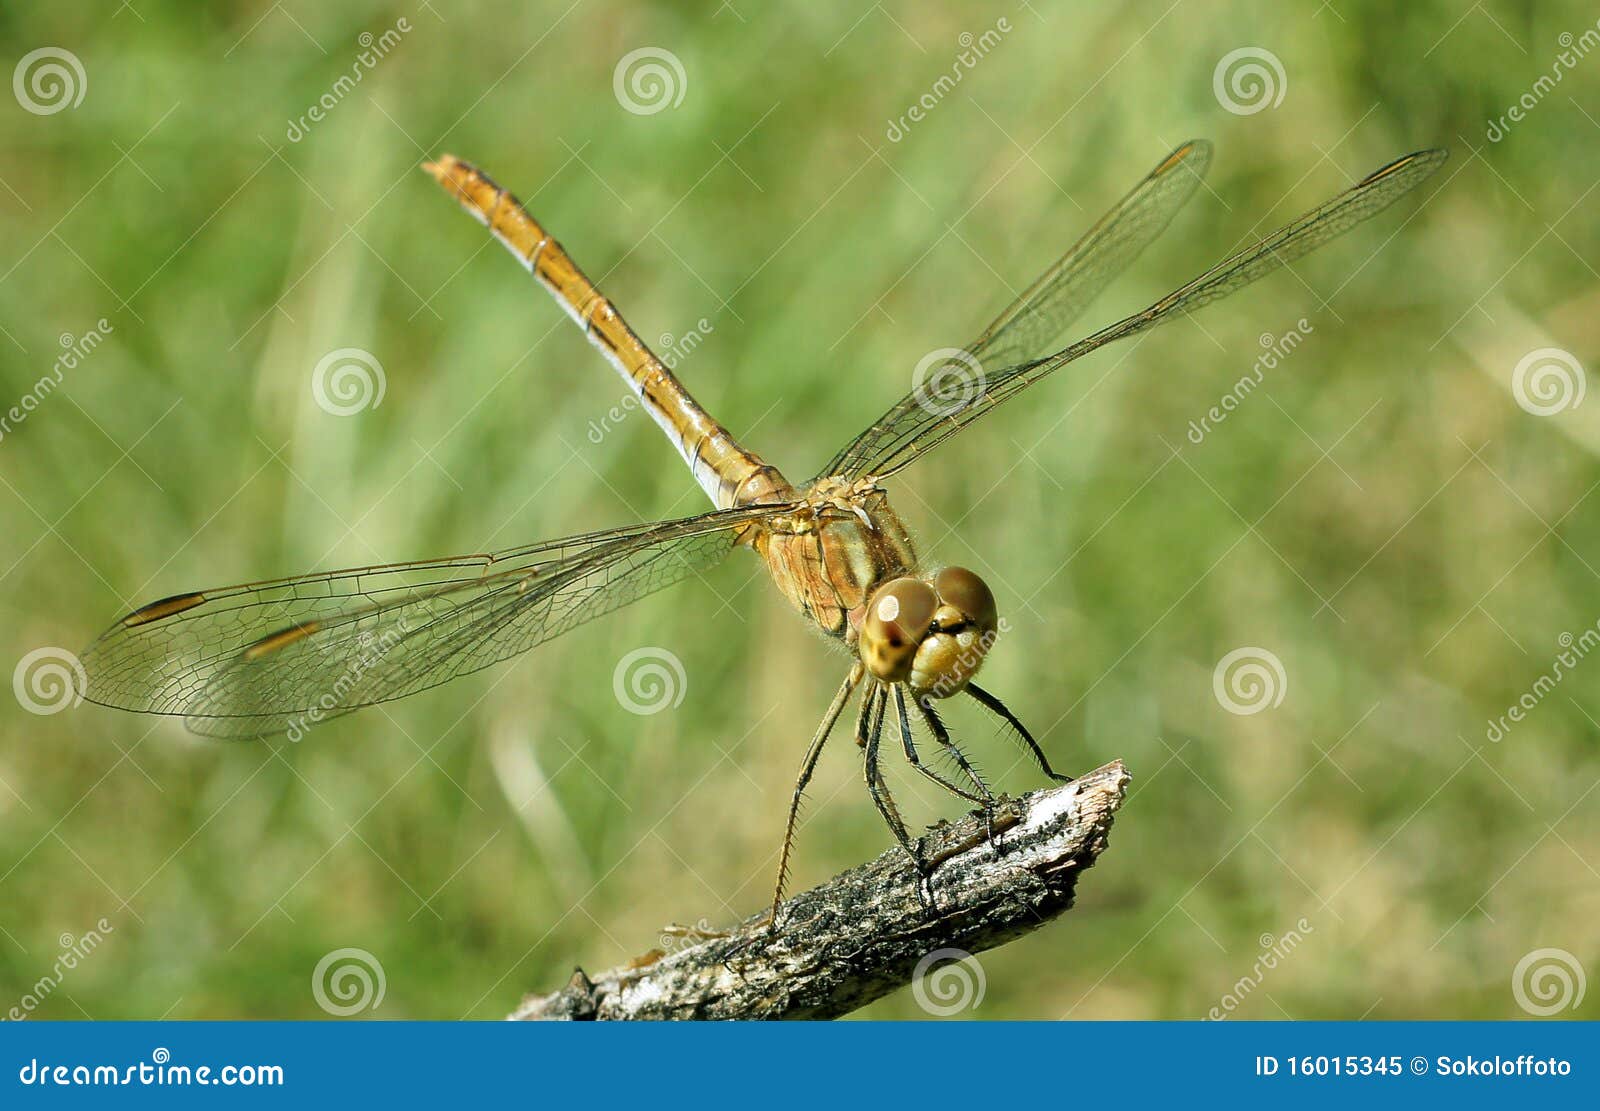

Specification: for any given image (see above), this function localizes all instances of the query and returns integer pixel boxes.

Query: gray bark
[511,758,1129,1020]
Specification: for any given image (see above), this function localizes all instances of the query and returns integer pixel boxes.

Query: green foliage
[2,0,1596,1019]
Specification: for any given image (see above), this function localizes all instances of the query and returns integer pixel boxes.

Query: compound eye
[934,566,997,634]
[861,578,937,681]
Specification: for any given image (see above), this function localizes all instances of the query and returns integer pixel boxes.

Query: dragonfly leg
[893,686,987,805]
[767,661,864,930]
[965,682,1073,783]
[863,685,935,909]
[916,695,1000,847]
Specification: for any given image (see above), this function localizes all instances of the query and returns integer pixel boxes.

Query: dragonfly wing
[80,504,787,738]
[829,147,1447,480]
[823,140,1211,479]
[968,139,1213,369]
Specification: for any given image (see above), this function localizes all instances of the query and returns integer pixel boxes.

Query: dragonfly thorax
[751,475,918,643]
[859,567,998,698]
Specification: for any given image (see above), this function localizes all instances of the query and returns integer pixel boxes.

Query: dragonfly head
[859,567,998,697]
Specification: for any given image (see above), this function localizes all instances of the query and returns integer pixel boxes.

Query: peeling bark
[511,759,1130,1020]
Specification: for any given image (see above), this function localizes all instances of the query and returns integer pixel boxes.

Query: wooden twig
[511,759,1130,1020]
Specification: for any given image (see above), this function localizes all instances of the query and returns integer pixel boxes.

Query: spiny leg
[768,661,864,928]
[916,695,995,804]
[893,686,985,805]
[916,694,1000,845]
[966,681,1073,783]
[862,685,922,865]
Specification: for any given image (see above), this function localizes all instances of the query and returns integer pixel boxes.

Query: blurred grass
[1,0,1597,1019]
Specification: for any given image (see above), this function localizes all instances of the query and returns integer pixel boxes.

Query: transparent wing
[80,503,790,738]
[829,147,1447,480]
[968,139,1212,369]
[823,139,1211,479]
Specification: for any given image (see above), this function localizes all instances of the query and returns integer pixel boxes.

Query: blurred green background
[3,0,1598,1020]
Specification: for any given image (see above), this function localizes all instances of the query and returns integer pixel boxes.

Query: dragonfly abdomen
[426,155,781,510]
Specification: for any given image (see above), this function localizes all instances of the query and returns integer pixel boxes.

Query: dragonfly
[80,139,1445,918]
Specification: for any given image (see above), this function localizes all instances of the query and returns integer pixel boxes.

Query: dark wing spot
[121,592,207,627]
[242,620,322,661]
